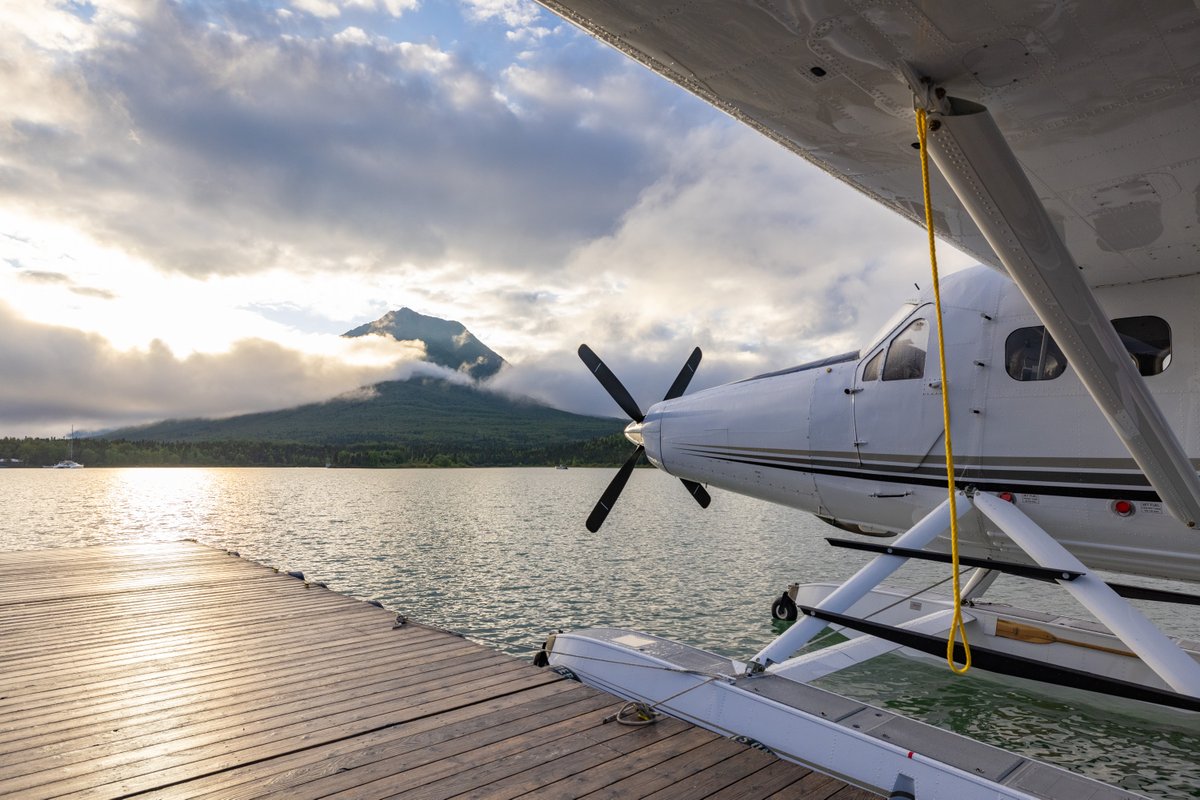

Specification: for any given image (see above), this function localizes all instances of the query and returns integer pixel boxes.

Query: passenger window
[1006,326,1066,381]
[1113,316,1171,375]
[1006,316,1172,381]
[882,319,928,381]
[862,351,882,381]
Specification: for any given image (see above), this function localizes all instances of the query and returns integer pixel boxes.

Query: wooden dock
[0,541,878,799]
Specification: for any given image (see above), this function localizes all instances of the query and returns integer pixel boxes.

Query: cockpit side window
[863,301,918,351]
[882,318,928,381]
[861,350,882,381]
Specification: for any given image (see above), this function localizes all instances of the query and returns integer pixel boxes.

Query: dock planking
[0,541,878,799]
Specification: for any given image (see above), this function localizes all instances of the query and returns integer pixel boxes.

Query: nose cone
[624,420,644,447]
[633,407,664,470]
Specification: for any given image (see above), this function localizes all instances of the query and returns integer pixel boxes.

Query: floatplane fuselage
[629,265,1199,585]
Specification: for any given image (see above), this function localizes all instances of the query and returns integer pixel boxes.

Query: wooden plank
[483,725,719,800]
[0,643,499,756]
[764,771,855,800]
[0,592,400,674]
[0,594,379,669]
[0,571,343,621]
[0,584,327,636]
[0,542,874,800]
[0,614,414,705]
[224,691,639,800]
[0,627,449,719]
[79,671,567,800]
[0,618,426,716]
[704,760,817,800]
[0,565,270,605]
[640,747,780,800]
[0,609,430,689]
[0,655,535,791]
[0,588,338,645]
[167,682,606,800]
[316,703,683,800]
[828,786,885,800]
[574,737,750,800]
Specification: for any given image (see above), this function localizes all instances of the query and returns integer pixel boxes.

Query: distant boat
[556,464,568,470]
[46,426,84,469]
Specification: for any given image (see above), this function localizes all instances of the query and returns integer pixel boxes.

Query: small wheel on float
[771,591,798,621]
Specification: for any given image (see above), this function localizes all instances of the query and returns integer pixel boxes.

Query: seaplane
[532,2,1200,797]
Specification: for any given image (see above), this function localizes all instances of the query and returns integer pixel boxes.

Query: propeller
[578,344,711,532]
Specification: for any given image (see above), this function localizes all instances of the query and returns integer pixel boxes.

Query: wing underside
[538,0,1200,288]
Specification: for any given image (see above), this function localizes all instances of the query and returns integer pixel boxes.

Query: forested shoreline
[0,433,632,469]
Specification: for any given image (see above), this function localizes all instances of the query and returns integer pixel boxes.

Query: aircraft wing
[537,1,1200,288]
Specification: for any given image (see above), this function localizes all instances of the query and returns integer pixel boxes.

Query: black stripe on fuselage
[714,450,1159,489]
[679,448,1163,502]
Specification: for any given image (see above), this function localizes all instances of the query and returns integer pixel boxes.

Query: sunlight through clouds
[0,0,979,434]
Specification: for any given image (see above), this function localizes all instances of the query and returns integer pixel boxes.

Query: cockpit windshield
[863,302,918,351]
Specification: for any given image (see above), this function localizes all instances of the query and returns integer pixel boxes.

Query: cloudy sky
[0,0,976,436]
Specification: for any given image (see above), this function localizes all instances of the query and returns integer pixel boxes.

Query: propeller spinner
[578,344,711,532]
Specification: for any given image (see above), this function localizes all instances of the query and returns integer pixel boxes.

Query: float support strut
[751,496,971,670]
[972,491,1200,696]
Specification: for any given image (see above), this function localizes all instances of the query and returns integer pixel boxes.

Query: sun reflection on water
[102,468,221,542]
[2,468,224,549]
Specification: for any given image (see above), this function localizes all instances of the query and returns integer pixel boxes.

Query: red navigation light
[1111,499,1135,517]
[998,492,1015,503]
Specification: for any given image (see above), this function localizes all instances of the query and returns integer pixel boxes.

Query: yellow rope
[915,107,971,674]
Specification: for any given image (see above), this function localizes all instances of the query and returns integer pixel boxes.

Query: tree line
[0,433,633,469]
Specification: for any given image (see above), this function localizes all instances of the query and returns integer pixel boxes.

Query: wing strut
[918,92,1200,529]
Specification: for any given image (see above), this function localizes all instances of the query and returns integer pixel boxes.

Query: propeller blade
[663,347,703,401]
[680,479,711,508]
[586,446,644,532]
[578,344,645,422]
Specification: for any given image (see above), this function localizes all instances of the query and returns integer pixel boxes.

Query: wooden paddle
[996,619,1136,658]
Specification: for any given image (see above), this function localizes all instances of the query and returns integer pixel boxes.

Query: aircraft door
[851,309,944,471]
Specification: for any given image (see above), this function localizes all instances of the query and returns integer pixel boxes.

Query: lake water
[4,467,1199,798]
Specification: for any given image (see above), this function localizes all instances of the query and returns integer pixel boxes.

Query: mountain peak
[344,308,506,380]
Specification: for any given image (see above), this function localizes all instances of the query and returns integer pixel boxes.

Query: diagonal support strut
[750,496,973,670]
[972,490,1200,696]
[919,92,1200,529]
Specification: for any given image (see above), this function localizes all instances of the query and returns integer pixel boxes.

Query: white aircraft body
[533,2,1200,798]
[636,266,1199,583]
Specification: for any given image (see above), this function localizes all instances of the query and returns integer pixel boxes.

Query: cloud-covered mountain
[344,308,506,380]
[106,376,621,449]
[104,308,621,448]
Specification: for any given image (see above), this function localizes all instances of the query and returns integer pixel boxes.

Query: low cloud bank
[0,304,439,435]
